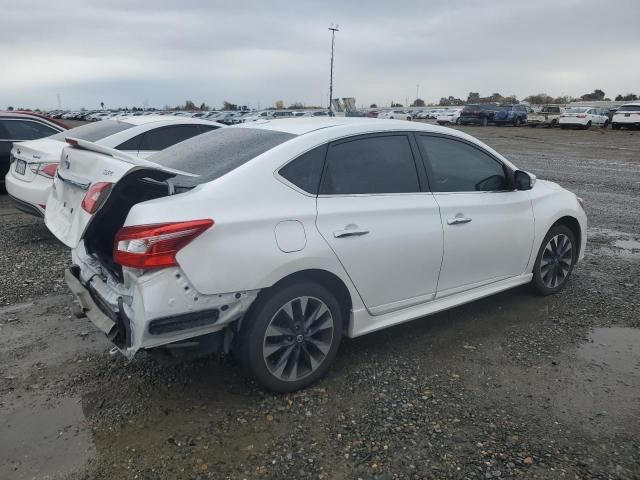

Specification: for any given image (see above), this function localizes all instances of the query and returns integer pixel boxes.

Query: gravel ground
[0,125,638,480]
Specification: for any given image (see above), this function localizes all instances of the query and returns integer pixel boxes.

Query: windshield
[149,127,296,187]
[541,107,560,113]
[565,107,589,113]
[618,105,640,112]
[50,120,134,142]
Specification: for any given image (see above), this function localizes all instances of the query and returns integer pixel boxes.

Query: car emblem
[16,148,21,154]
[64,155,71,169]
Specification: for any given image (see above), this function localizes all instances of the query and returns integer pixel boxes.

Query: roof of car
[0,111,69,129]
[115,115,223,126]
[231,117,463,136]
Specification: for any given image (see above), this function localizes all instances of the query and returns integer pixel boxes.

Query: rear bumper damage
[66,242,259,358]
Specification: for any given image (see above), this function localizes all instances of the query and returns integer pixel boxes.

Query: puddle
[553,327,640,435]
[612,239,640,252]
[0,397,94,480]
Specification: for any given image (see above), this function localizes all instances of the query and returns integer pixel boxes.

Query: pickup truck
[527,106,563,128]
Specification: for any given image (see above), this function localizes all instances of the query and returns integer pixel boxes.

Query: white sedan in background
[6,116,223,217]
[436,108,463,125]
[378,110,412,120]
[46,118,586,392]
[559,107,609,129]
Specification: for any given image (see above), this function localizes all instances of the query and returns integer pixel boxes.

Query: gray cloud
[1,0,639,109]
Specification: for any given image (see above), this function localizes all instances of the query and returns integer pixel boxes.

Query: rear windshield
[541,107,561,113]
[149,127,296,187]
[565,107,588,113]
[618,105,640,112]
[50,120,134,142]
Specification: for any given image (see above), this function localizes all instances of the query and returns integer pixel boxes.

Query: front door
[416,134,534,296]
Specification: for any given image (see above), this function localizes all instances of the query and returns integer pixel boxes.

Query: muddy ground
[0,124,638,480]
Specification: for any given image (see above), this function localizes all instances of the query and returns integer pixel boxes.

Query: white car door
[416,134,534,296]
[316,134,444,315]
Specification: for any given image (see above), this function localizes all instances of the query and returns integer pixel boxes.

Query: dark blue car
[494,104,529,126]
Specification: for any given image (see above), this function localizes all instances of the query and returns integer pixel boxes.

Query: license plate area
[15,160,26,175]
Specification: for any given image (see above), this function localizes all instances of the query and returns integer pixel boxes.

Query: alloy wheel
[540,234,573,288]
[262,296,334,382]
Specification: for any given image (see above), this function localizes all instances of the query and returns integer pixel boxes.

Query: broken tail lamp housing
[114,219,214,269]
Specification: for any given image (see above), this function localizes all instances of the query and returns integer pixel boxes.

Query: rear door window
[321,135,420,195]
[139,125,204,151]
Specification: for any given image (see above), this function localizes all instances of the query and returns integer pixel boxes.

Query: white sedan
[5,116,223,217]
[45,118,586,392]
[558,107,609,129]
[436,108,463,125]
[378,110,412,121]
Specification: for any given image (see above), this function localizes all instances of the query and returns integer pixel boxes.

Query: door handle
[334,225,370,238]
[447,216,472,225]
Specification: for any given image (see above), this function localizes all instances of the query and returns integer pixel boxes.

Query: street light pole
[328,24,339,116]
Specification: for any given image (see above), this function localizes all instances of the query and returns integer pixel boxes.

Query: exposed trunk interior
[83,170,177,278]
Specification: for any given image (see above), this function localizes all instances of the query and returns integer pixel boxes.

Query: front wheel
[236,281,343,392]
[532,225,577,295]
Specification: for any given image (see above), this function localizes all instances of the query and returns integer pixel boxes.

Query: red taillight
[113,219,214,269]
[576,114,587,118]
[41,163,58,178]
[81,182,113,214]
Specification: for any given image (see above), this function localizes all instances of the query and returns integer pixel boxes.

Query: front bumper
[67,242,259,358]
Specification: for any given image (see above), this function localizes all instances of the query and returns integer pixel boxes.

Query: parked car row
[3,115,223,213]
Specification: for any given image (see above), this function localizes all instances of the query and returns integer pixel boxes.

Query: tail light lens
[81,182,113,214]
[114,219,214,269]
[576,114,587,118]
[29,163,59,178]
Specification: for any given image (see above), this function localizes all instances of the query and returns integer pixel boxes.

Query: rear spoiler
[64,137,200,178]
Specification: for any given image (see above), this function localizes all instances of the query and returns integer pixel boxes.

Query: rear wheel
[602,120,609,128]
[514,117,522,127]
[550,119,557,128]
[612,123,621,130]
[481,117,488,127]
[532,225,577,295]
[236,281,343,392]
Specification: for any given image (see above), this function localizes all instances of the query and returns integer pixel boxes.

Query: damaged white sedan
[45,118,586,392]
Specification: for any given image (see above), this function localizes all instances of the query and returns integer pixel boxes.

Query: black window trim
[413,132,517,194]
[138,124,204,151]
[0,118,63,141]
[318,132,428,197]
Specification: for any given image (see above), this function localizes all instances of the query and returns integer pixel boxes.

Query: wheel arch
[550,215,582,258]
[253,269,354,335]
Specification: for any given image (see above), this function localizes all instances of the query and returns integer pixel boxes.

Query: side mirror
[514,170,536,190]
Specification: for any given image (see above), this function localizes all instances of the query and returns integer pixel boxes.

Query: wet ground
[0,125,638,479]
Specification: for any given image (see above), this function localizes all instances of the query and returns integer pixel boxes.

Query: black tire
[602,120,609,128]
[455,118,460,125]
[584,121,592,129]
[550,119,557,128]
[532,225,577,296]
[612,123,621,130]
[236,281,343,392]
[481,117,488,127]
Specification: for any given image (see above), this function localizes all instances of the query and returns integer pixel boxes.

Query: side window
[419,136,507,192]
[279,145,327,194]
[139,125,203,151]
[115,133,144,151]
[1,120,59,140]
[321,135,420,195]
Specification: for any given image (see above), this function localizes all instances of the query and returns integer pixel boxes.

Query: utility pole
[328,24,339,116]
[416,84,419,102]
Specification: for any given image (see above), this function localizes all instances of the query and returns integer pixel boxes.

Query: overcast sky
[2,0,639,110]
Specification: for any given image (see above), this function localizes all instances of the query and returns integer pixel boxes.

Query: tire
[584,121,592,129]
[481,117,488,127]
[532,225,577,296]
[612,123,621,130]
[550,119,557,128]
[236,281,343,392]
[455,118,460,125]
[514,117,522,127]
[602,120,609,128]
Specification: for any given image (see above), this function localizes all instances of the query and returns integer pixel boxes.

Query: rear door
[315,133,444,315]
[416,134,534,296]
[45,138,193,247]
